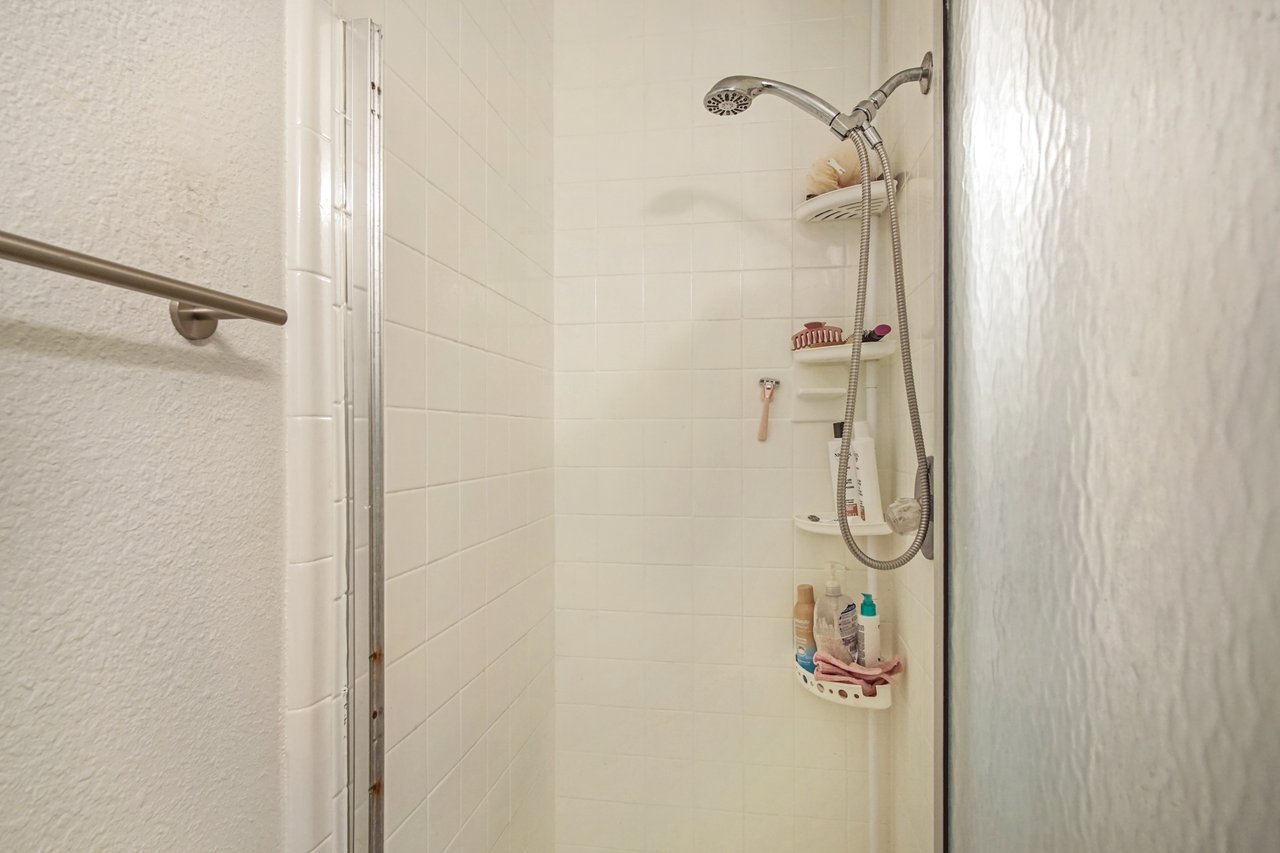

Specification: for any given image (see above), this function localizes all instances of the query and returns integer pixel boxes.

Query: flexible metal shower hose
[834,128,932,570]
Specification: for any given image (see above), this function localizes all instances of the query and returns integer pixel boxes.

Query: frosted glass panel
[948,1,1280,849]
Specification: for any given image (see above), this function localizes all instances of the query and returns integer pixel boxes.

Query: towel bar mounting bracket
[169,301,241,340]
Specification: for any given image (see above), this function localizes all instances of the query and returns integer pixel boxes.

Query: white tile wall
[552,1,922,850]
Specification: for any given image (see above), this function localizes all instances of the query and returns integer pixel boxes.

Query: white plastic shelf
[792,338,895,366]
[794,178,894,222]
[795,387,846,401]
[794,513,892,538]
[795,662,892,710]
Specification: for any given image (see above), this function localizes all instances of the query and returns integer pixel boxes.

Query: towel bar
[0,229,287,340]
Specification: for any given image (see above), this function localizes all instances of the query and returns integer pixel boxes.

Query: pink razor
[758,378,780,442]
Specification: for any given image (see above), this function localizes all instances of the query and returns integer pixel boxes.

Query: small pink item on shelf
[791,321,844,351]
[811,651,903,697]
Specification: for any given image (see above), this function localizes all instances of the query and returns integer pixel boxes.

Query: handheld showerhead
[702,76,843,127]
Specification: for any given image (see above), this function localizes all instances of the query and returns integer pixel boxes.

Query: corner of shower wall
[283,1,347,851]
[869,0,946,850]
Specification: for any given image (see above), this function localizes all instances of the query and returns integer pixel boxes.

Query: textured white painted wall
[0,2,285,851]
[949,2,1280,850]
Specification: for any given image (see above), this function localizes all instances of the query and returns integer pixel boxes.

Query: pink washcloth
[812,651,903,697]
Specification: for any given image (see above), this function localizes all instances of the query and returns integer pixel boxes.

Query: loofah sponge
[804,141,876,199]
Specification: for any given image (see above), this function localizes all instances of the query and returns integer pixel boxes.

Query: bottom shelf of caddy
[795,661,892,710]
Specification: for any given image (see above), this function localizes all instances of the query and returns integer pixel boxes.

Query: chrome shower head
[703,75,848,136]
[703,55,935,140]
[704,86,753,116]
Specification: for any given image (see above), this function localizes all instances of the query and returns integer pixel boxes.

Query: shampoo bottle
[794,585,817,673]
[850,421,885,526]
[856,592,881,666]
[828,422,865,520]
[813,562,854,664]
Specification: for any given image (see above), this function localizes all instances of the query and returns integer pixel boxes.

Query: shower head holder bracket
[828,52,933,140]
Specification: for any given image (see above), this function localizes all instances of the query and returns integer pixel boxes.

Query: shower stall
[321,0,948,850]
[291,0,1280,844]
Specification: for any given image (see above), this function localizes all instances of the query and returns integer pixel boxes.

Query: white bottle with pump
[856,592,881,666]
[813,562,854,664]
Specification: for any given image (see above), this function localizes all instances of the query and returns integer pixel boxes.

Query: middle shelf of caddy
[791,338,896,366]
[792,339,896,418]
[793,513,893,538]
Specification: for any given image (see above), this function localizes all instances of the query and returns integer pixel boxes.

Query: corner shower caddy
[795,662,892,710]
[789,174,901,708]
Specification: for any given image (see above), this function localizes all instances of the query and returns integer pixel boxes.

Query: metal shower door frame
[338,17,384,853]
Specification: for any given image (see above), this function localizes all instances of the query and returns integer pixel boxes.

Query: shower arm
[830,52,933,139]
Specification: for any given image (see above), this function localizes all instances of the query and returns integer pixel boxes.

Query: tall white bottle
[851,422,885,526]
[828,420,884,525]
[828,422,864,520]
